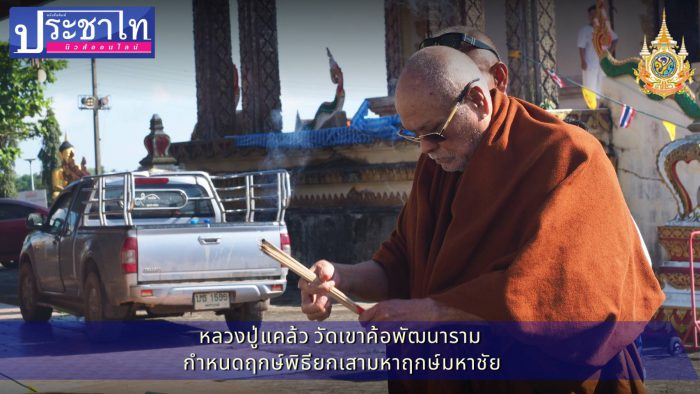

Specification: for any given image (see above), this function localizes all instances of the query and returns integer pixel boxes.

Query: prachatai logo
[9,7,155,58]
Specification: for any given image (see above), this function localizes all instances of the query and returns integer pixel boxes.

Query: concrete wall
[280,207,400,302]
[286,208,400,266]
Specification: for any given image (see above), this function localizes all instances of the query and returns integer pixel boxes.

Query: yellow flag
[662,120,676,141]
[582,87,597,110]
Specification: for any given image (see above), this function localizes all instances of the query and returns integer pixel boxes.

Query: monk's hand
[299,259,338,321]
[359,299,436,323]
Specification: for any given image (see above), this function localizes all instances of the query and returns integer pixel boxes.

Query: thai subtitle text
[187,325,500,375]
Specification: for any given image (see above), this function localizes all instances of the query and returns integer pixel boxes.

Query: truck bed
[134,222,286,283]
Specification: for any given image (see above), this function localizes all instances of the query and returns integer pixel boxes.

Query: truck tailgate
[136,225,284,282]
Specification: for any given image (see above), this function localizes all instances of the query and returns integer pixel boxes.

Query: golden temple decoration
[635,10,694,98]
[51,138,89,200]
[592,0,614,58]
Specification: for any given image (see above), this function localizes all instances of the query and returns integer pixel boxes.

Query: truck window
[88,182,214,220]
[66,185,93,235]
[47,193,73,234]
[132,183,214,219]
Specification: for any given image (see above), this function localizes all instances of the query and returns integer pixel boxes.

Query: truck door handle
[198,236,221,245]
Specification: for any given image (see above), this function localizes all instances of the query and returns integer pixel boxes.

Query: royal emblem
[635,10,694,98]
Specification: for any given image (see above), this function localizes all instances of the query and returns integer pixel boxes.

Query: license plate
[193,292,230,310]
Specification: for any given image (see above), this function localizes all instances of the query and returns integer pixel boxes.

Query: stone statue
[295,48,347,131]
[51,140,89,200]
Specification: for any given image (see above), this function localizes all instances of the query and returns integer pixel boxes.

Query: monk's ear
[466,85,490,118]
[490,62,509,93]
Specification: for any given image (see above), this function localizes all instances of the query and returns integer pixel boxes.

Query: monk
[424,26,508,93]
[299,47,664,393]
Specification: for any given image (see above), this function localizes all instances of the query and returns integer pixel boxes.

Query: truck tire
[18,262,53,322]
[84,271,122,341]
[224,301,266,332]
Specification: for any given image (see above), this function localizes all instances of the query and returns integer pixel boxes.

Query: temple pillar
[238,0,283,132]
[425,1,459,35]
[384,0,402,96]
[459,0,485,31]
[191,0,237,140]
[505,0,558,107]
[384,0,485,96]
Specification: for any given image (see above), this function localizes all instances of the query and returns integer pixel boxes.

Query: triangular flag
[662,120,676,141]
[618,105,636,128]
[545,69,566,88]
[582,87,597,110]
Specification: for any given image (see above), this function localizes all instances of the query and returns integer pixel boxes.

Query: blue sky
[2,0,387,176]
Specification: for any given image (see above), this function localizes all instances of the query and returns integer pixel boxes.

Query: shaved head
[396,46,488,111]
[429,26,508,92]
[433,26,500,73]
[395,46,493,172]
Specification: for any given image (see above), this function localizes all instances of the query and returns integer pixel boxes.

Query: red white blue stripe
[619,105,636,128]
[545,69,565,88]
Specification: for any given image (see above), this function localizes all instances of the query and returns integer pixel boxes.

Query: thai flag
[619,105,636,128]
[545,69,565,88]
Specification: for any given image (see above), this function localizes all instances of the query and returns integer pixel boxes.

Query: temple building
[167,0,700,276]
[3,0,699,338]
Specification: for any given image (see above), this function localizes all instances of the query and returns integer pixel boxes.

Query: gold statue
[51,140,89,200]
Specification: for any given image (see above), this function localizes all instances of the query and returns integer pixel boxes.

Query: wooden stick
[259,239,364,314]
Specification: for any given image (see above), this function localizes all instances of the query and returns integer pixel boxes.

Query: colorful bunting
[662,121,676,141]
[545,69,566,88]
[508,50,521,60]
[618,105,636,128]
[582,87,597,110]
[514,52,688,138]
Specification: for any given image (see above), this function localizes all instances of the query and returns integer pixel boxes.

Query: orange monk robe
[373,89,665,393]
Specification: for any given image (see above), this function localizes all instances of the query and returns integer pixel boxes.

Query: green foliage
[37,109,62,193]
[539,98,558,110]
[15,173,45,192]
[0,41,67,197]
[0,165,17,197]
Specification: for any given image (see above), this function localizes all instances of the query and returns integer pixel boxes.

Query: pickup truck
[18,170,291,334]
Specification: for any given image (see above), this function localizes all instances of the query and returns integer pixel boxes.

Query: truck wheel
[18,262,53,322]
[224,301,266,332]
[84,271,122,341]
[668,336,684,356]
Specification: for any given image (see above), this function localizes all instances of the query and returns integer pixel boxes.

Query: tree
[37,109,62,195]
[15,173,44,192]
[0,41,66,197]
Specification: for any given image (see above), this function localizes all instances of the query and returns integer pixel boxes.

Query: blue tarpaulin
[225,100,402,149]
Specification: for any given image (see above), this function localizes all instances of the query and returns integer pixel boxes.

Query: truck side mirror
[26,213,46,230]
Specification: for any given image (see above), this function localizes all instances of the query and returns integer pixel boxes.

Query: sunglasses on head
[420,32,500,61]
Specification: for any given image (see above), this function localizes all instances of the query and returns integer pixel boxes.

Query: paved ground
[1,266,698,394]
